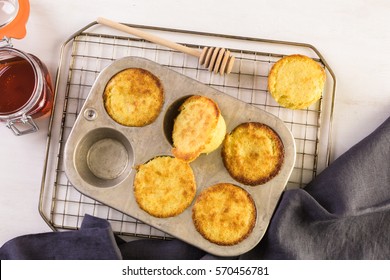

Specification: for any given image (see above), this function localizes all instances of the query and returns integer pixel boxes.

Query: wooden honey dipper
[97,17,235,74]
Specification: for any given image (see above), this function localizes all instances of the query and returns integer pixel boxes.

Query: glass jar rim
[0,47,44,120]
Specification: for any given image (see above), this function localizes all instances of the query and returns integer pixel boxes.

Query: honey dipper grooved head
[200,47,235,75]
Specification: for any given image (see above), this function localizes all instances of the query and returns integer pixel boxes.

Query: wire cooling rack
[39,22,336,239]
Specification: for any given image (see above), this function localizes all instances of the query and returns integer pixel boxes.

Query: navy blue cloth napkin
[1,116,389,260]
[0,214,122,259]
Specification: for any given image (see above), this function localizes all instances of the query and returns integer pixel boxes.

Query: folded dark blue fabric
[0,214,122,260]
[1,116,389,260]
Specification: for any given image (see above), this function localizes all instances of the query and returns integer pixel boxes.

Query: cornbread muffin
[172,95,226,162]
[268,54,326,110]
[222,122,284,185]
[103,68,164,126]
[192,183,256,245]
[134,156,196,218]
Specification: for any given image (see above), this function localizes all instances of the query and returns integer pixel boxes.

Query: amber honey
[0,56,35,114]
[0,48,53,123]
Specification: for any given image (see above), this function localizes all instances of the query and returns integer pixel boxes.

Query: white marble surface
[1,0,389,246]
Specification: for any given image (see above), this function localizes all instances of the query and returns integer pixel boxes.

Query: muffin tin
[64,56,296,257]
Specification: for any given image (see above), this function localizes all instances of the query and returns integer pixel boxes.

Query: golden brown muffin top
[222,122,284,185]
[268,54,326,110]
[134,156,196,218]
[103,68,164,127]
[192,183,256,246]
[172,95,222,162]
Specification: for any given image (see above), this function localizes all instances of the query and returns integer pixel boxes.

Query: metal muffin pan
[64,56,296,257]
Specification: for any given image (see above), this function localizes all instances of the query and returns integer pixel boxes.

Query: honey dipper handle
[97,17,201,57]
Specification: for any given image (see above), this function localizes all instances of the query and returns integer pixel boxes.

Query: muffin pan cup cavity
[64,56,296,257]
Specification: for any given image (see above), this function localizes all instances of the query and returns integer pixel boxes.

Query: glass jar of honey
[0,0,53,135]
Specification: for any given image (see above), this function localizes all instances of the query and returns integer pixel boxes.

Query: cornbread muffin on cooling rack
[134,156,196,218]
[222,122,284,186]
[103,68,164,126]
[268,54,326,110]
[192,183,256,246]
[172,95,226,162]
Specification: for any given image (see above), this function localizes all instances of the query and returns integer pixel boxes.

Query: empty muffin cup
[74,127,134,188]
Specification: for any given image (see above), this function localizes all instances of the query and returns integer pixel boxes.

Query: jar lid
[0,0,29,40]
